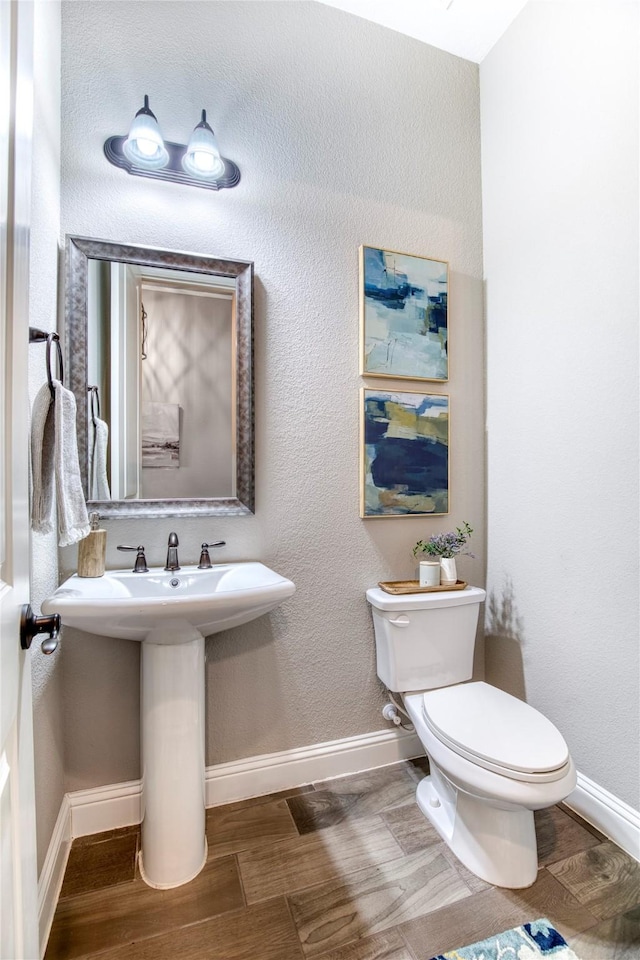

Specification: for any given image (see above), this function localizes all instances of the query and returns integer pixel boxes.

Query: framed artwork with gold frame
[360,388,449,518]
[359,245,448,382]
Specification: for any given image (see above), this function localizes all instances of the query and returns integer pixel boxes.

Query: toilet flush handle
[388,615,410,627]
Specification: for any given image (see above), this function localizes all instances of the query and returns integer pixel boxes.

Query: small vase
[419,561,440,587]
[439,557,457,585]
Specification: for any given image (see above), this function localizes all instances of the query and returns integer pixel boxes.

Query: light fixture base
[104,136,241,191]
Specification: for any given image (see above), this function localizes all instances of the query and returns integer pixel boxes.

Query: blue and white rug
[429,918,580,960]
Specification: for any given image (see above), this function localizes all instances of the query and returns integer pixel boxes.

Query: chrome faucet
[164,532,180,571]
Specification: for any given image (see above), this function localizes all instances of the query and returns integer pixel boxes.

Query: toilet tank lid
[423,682,570,774]
[366,584,486,612]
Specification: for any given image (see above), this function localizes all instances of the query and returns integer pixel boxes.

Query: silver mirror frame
[65,235,254,518]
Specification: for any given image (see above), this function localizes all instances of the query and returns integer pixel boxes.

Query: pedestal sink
[42,562,295,888]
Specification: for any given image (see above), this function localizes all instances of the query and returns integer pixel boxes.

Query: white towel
[30,382,55,535]
[54,381,90,545]
[88,416,111,501]
[31,379,90,546]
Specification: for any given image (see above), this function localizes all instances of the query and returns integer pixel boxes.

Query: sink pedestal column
[139,622,207,888]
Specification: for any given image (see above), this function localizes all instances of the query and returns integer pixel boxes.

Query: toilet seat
[422,682,571,784]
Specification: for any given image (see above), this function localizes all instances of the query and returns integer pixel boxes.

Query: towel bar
[29,327,64,398]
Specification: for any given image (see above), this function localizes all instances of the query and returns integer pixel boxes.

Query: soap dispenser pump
[77,512,106,578]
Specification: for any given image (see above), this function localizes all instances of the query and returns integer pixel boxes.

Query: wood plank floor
[45,760,640,960]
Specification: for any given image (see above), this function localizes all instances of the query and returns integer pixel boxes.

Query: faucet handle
[197,541,226,569]
[117,544,149,573]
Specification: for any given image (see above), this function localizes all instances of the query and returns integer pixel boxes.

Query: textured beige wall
[58,1,485,791]
[481,3,639,808]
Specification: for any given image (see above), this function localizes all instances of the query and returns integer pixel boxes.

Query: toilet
[366,584,576,889]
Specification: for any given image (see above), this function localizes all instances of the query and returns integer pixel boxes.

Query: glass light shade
[182,110,224,180]
[123,97,169,170]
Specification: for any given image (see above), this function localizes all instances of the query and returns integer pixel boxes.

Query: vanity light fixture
[122,95,169,170]
[182,110,225,180]
[104,95,240,191]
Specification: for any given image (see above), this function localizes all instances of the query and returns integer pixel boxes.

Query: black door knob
[20,604,61,654]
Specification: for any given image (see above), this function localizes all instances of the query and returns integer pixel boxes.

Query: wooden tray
[378,579,468,595]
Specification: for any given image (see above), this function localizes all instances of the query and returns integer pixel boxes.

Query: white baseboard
[205,727,423,807]
[565,771,640,863]
[67,726,423,837]
[68,778,142,839]
[37,795,71,959]
[61,739,640,864]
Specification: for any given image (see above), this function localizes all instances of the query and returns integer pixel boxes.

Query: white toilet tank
[366,585,486,693]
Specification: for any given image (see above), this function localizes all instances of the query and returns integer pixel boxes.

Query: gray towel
[31,380,90,545]
[88,416,111,501]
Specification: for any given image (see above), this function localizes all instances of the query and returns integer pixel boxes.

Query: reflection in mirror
[66,236,254,518]
[87,263,235,501]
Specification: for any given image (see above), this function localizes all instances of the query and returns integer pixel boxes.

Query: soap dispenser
[77,512,106,578]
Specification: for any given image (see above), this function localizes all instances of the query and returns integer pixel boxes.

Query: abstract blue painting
[361,389,449,517]
[360,245,448,381]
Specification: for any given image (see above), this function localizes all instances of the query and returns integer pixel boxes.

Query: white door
[0,1,39,957]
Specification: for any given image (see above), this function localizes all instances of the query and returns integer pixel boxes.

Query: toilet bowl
[404,682,576,888]
[366,585,576,889]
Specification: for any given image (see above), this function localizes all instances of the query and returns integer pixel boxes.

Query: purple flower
[413,521,474,560]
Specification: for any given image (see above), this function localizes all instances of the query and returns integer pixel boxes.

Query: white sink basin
[42,561,295,641]
[41,560,295,891]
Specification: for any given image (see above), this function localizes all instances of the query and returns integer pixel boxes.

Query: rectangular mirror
[65,236,254,518]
